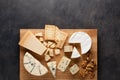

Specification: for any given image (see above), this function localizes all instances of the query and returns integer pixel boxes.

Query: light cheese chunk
[24,52,48,76]
[19,30,47,55]
[71,47,81,58]
[57,56,71,72]
[47,61,56,78]
[64,45,73,52]
[69,64,80,75]
[54,49,60,55]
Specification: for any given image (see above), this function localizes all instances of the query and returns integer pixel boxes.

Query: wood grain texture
[20,29,97,80]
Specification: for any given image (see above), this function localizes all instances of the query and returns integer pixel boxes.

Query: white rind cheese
[24,52,48,76]
[71,47,81,58]
[57,56,71,72]
[19,30,47,55]
[47,61,56,78]
[69,32,92,54]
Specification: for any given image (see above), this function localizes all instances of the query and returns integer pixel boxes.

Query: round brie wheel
[69,32,92,54]
[23,52,48,76]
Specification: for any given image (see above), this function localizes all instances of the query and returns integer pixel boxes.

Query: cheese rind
[24,52,48,76]
[69,64,80,75]
[47,61,56,78]
[57,56,71,72]
[71,47,81,58]
[19,30,47,55]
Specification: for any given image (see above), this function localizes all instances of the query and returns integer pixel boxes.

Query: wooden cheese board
[20,29,97,80]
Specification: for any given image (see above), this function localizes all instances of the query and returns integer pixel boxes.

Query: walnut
[81,60,88,68]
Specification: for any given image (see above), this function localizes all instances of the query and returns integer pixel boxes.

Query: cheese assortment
[24,52,48,76]
[19,25,97,79]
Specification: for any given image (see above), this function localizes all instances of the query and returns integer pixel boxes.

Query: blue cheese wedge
[24,52,48,76]
[19,30,47,55]
[47,61,56,78]
[69,64,80,75]
[57,56,71,72]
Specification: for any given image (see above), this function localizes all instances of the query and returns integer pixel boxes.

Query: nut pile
[80,57,96,79]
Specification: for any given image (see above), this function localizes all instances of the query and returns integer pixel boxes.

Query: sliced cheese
[54,49,60,55]
[57,56,71,72]
[69,32,92,54]
[24,52,48,76]
[64,45,73,52]
[55,29,68,48]
[19,30,47,55]
[45,25,57,41]
[69,64,80,75]
[71,47,80,58]
[47,61,56,78]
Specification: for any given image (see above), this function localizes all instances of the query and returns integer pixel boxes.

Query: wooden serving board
[20,29,97,80]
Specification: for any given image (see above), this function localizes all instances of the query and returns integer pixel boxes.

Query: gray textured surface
[0,0,120,80]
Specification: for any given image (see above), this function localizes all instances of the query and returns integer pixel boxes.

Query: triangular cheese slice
[19,30,47,55]
[71,47,80,58]
[24,52,48,76]
[47,61,56,78]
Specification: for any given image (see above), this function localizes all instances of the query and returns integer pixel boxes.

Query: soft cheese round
[69,32,92,54]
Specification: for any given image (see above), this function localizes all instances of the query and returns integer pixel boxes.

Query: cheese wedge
[24,52,48,76]
[45,25,57,41]
[57,56,71,72]
[69,32,92,54]
[69,64,80,75]
[19,30,47,55]
[47,61,56,78]
[71,47,81,58]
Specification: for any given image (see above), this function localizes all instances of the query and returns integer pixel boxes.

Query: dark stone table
[0,0,120,80]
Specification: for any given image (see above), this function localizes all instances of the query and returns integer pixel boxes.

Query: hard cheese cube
[57,56,71,72]
[64,45,73,52]
[49,49,54,57]
[69,64,80,75]
[54,49,60,55]
[45,54,51,62]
